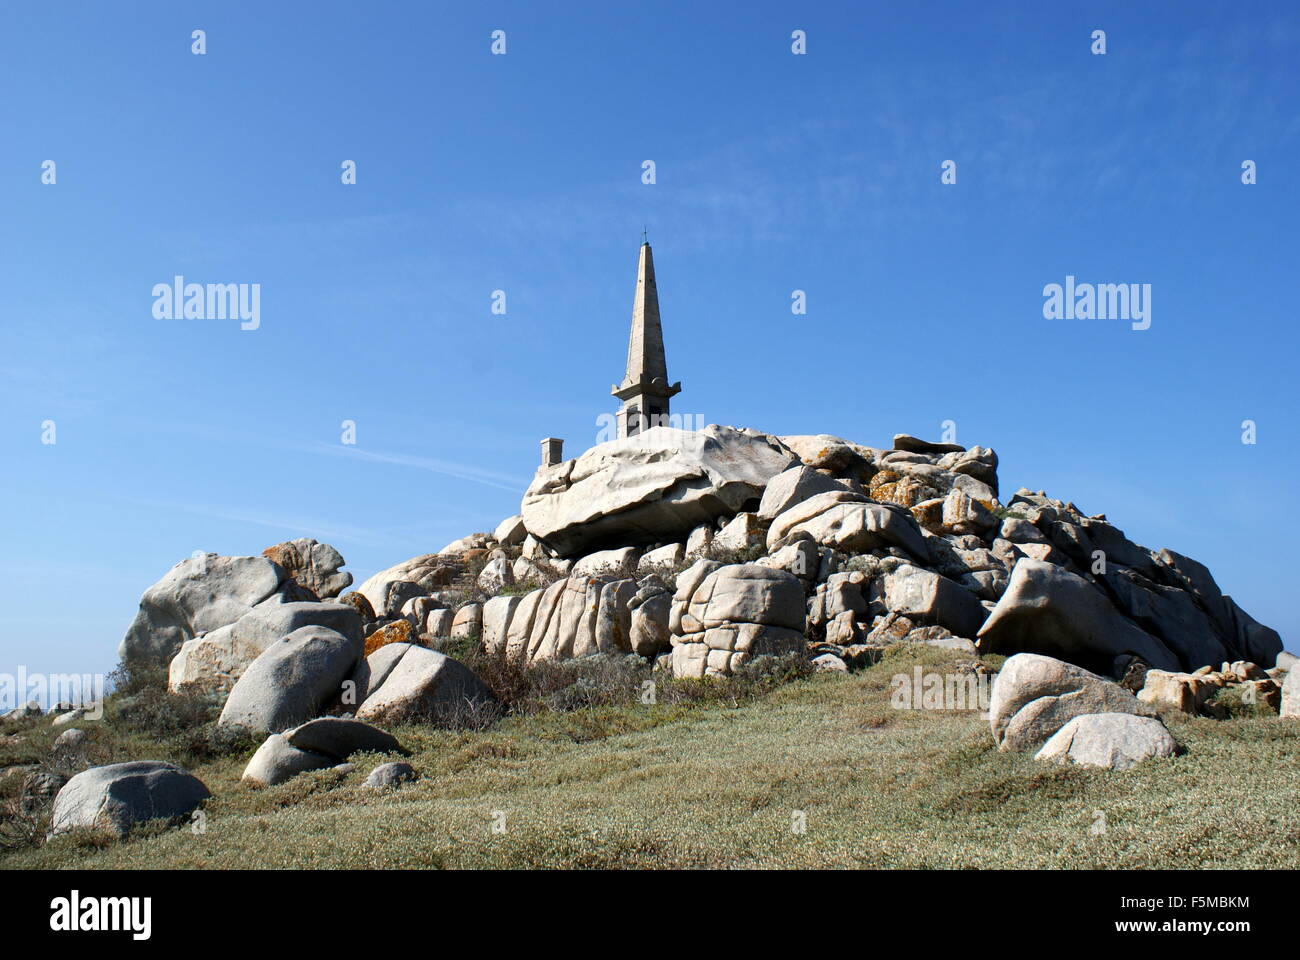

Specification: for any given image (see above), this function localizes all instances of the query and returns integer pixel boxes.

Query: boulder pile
[115,424,1286,695]
[60,421,1284,834]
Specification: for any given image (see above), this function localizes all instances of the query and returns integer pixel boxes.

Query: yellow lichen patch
[364,619,415,657]
[869,472,934,508]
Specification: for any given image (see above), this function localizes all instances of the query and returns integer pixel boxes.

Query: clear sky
[1,1,1296,687]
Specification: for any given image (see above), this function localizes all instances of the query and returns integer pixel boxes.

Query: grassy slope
[6,646,1300,869]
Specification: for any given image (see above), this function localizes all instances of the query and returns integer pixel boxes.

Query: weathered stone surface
[628,579,673,658]
[49,761,209,837]
[532,577,602,660]
[1282,666,1300,718]
[778,434,877,479]
[685,523,713,557]
[1137,669,1225,715]
[824,610,865,646]
[670,562,806,678]
[637,542,684,572]
[1099,566,1235,671]
[493,515,527,547]
[364,618,418,656]
[356,644,494,725]
[572,547,640,578]
[757,466,849,522]
[482,594,522,656]
[712,512,766,553]
[121,554,288,663]
[400,596,442,630]
[241,734,333,787]
[426,608,455,638]
[812,652,849,673]
[521,425,799,557]
[168,599,363,696]
[594,578,637,654]
[941,488,996,535]
[868,469,939,509]
[767,491,929,560]
[977,559,1180,673]
[355,555,461,616]
[989,653,1158,752]
[680,564,805,632]
[1034,713,1179,770]
[439,533,494,555]
[52,728,88,754]
[262,538,352,599]
[336,591,376,622]
[285,717,401,759]
[879,564,986,639]
[808,571,869,628]
[477,557,515,594]
[217,626,362,734]
[364,761,417,789]
[451,603,483,638]
[758,536,821,582]
[1218,596,1285,670]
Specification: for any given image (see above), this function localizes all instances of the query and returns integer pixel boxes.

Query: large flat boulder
[49,761,209,837]
[286,717,402,758]
[1035,713,1179,770]
[990,653,1158,752]
[521,425,799,557]
[241,734,335,787]
[977,558,1180,673]
[766,491,929,561]
[217,625,362,734]
[120,554,289,663]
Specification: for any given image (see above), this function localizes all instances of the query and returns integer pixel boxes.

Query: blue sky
[1,1,1296,686]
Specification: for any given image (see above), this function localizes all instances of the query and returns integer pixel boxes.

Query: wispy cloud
[117,497,401,548]
[296,440,530,493]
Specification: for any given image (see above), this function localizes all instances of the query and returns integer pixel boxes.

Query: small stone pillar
[541,437,564,467]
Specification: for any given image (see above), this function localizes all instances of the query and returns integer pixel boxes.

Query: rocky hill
[5,424,1295,847]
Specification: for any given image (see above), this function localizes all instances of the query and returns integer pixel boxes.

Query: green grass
[4,645,1299,869]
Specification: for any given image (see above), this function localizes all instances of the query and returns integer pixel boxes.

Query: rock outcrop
[989,653,1158,752]
[262,538,352,598]
[978,559,1182,673]
[120,554,292,663]
[168,598,363,697]
[669,561,806,678]
[217,626,362,734]
[521,425,799,557]
[355,554,463,616]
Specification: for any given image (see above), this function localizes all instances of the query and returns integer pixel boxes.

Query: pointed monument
[611,240,681,438]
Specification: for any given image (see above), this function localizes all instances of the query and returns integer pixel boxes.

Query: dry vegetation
[4,643,1299,870]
